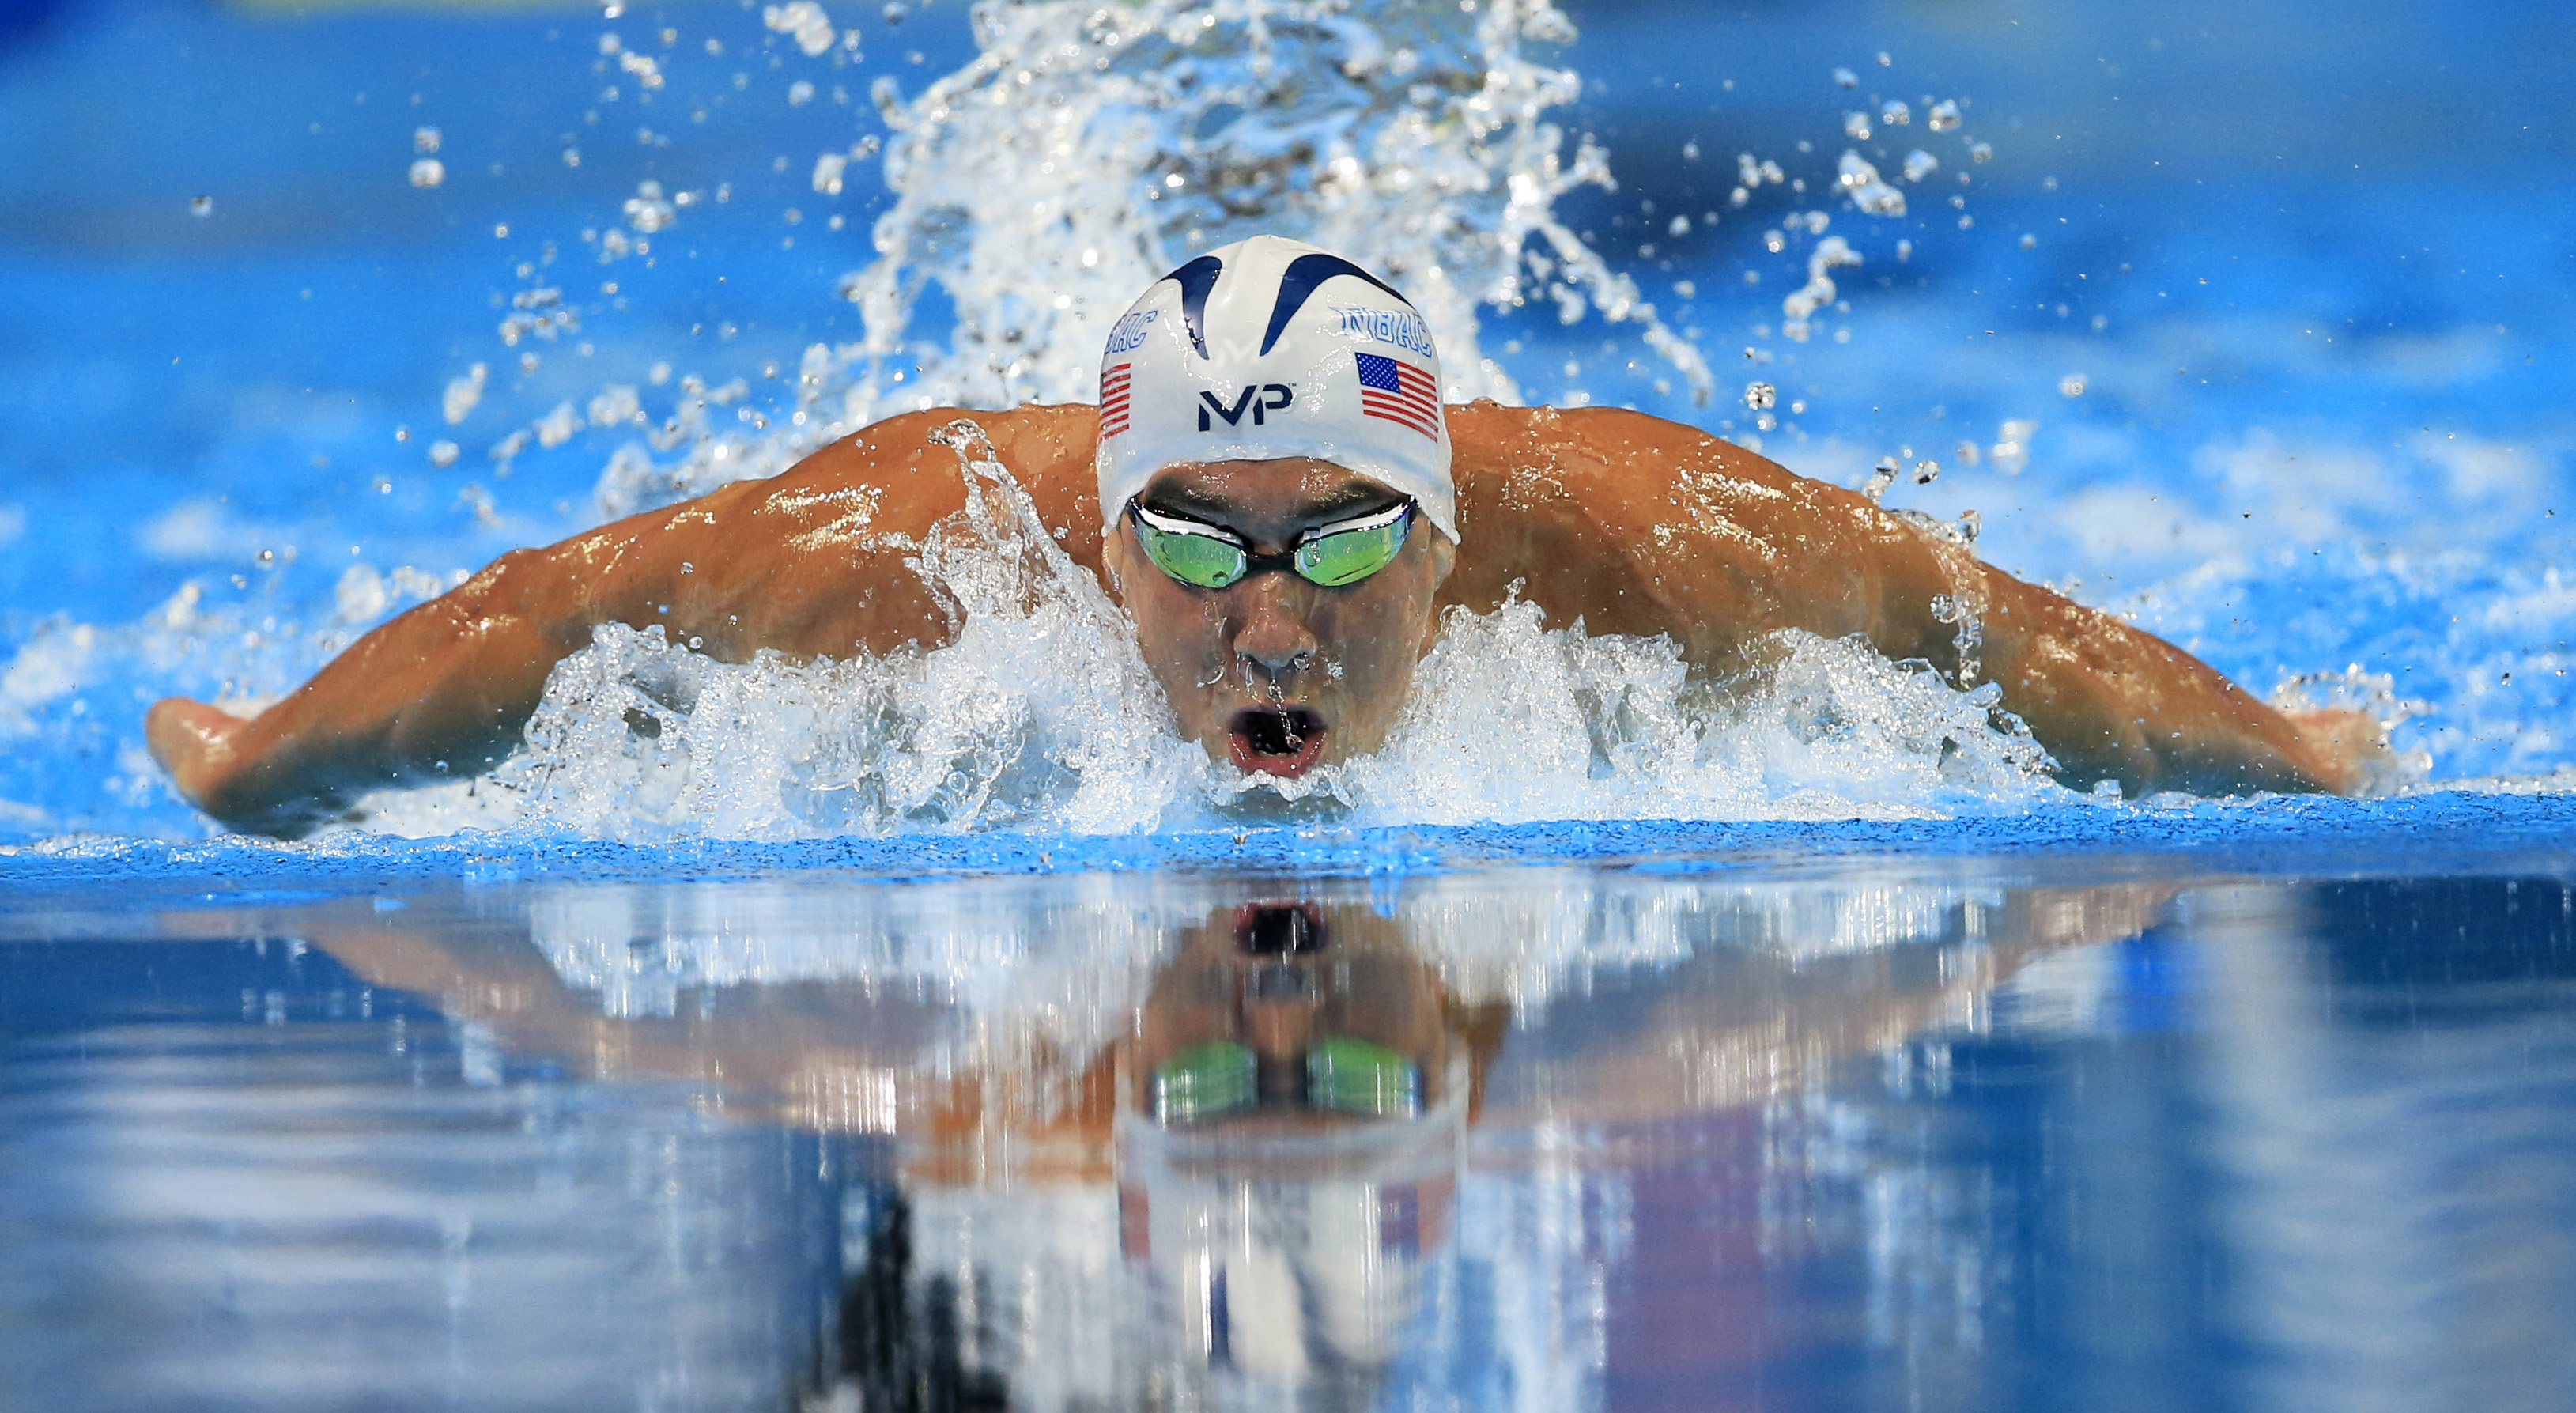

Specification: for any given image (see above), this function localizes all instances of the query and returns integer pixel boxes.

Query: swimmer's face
[1104,458,1454,779]
[1132,901,1452,1131]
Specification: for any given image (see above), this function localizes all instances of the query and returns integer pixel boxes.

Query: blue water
[2,0,2571,844]
[8,850,2576,1410]
[3,2,2574,1405]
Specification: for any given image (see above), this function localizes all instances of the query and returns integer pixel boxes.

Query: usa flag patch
[1099,363,1131,438]
[1353,352,1438,441]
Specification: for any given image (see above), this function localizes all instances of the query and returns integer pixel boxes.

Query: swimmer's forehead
[1139,458,1407,526]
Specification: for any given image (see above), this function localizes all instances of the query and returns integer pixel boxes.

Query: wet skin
[146,402,2383,835]
[1103,459,1455,778]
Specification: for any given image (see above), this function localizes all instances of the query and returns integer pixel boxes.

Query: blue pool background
[0,0,2571,845]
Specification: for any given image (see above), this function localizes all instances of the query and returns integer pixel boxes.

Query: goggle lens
[1136,521,1249,589]
[1131,501,1415,591]
[1303,1035,1424,1119]
[1295,512,1411,587]
[1149,1035,1426,1124]
[1152,1039,1259,1124]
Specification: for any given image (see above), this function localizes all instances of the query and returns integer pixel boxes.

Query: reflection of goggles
[1128,498,1415,591]
[1152,1035,1423,1124]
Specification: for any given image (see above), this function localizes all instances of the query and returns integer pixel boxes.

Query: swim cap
[1095,235,1456,542]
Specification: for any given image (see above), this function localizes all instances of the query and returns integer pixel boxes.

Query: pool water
[4,0,2574,1406]
[6,839,2574,1411]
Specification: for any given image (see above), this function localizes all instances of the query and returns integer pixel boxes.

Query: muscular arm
[1441,403,2361,795]
[148,406,1105,834]
[153,399,2357,834]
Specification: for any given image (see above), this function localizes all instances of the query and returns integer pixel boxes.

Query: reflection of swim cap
[1095,235,1458,542]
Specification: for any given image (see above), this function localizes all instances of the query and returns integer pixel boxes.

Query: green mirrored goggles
[1150,1035,1424,1125]
[1128,499,1415,591]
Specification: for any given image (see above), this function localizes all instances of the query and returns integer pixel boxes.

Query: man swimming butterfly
[147,236,2381,834]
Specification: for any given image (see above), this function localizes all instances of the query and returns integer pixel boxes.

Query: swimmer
[146,235,2383,835]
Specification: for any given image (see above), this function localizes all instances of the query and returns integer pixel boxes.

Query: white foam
[351,429,2065,841]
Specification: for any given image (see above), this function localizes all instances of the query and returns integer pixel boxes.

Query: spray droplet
[2059,373,2087,397]
[1992,419,2037,475]
[1896,238,1913,261]
[1928,99,1962,133]
[1969,141,1994,164]
[188,195,213,217]
[1902,149,1939,182]
[1880,100,1911,127]
[2019,232,2038,250]
[1843,111,1872,142]
[763,1,837,57]
[1833,66,1858,89]
[1875,51,1893,66]
[1913,459,1940,485]
[408,157,446,188]
[1743,381,1777,410]
[1864,457,1898,504]
[413,125,441,154]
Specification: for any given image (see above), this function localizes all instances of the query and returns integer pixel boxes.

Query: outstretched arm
[1444,404,2372,796]
[148,406,1104,835]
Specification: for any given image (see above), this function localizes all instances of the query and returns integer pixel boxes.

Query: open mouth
[1228,708,1327,777]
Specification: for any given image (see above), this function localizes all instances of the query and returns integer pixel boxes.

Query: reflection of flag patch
[1100,363,1131,437]
[1354,352,1438,440]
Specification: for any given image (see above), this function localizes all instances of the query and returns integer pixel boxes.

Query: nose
[1230,575,1319,682]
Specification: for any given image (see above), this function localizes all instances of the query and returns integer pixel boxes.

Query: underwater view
[2,0,2573,1407]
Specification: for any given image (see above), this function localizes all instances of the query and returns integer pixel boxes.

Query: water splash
[352,436,2064,841]
[593,0,1715,516]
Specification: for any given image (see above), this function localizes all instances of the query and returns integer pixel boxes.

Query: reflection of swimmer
[285,872,2185,1406]
[147,235,2384,833]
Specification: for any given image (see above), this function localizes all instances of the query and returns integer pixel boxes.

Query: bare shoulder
[1440,400,1902,654]
[754,403,1101,530]
[1448,402,1830,512]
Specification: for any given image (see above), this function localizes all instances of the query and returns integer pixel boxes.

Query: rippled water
[7,843,2575,1411]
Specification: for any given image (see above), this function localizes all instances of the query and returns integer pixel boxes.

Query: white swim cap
[1095,235,1456,541]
